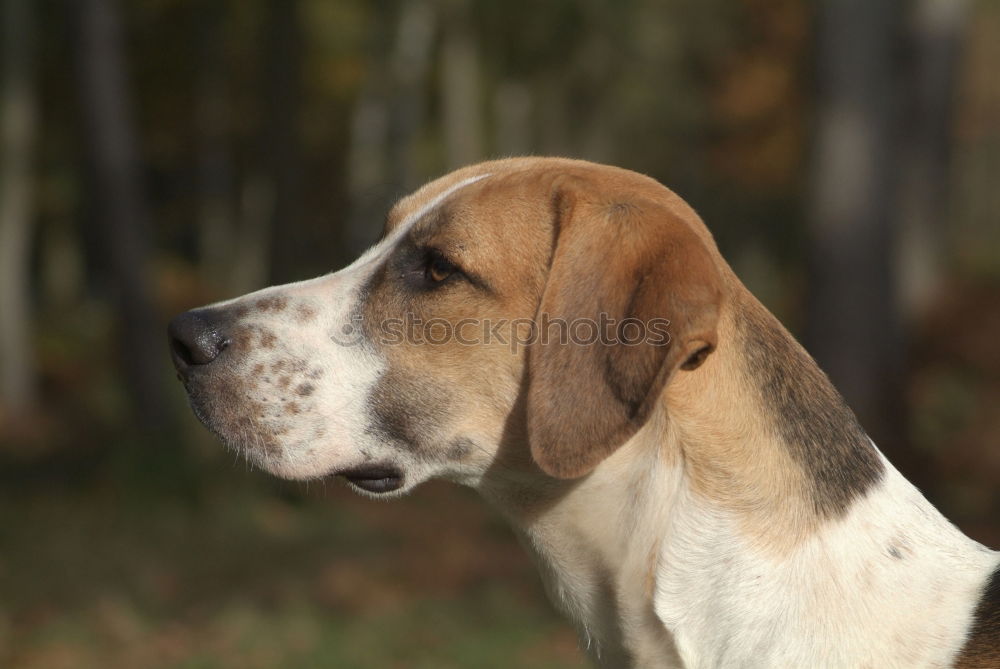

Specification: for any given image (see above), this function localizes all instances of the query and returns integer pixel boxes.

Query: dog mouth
[182,380,405,492]
[339,465,404,494]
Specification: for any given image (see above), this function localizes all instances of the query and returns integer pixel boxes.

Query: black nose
[168,309,230,376]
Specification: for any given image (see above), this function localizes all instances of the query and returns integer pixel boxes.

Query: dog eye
[425,252,457,284]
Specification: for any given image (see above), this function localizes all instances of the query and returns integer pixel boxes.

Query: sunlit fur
[182,159,999,668]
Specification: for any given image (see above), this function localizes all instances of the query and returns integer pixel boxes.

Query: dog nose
[168,309,230,376]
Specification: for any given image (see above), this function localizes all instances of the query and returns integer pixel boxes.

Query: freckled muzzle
[167,294,350,480]
[168,305,291,458]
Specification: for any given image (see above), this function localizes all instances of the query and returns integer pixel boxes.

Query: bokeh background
[1,0,998,667]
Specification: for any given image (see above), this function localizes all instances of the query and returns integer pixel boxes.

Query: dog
[168,158,998,668]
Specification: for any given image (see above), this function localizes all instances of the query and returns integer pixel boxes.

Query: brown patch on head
[296,382,315,397]
[361,165,564,462]
[361,156,880,528]
[362,159,732,478]
[526,186,723,479]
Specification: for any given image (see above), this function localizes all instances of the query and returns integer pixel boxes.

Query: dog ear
[527,188,723,479]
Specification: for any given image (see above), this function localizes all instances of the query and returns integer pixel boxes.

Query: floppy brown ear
[527,189,723,479]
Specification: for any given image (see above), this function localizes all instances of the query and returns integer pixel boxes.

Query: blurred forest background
[1,0,998,667]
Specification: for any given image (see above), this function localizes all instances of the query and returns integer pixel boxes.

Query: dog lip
[339,465,404,494]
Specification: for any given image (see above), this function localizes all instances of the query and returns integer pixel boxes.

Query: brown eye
[426,253,457,283]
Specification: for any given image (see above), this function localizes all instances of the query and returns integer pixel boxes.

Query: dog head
[168,158,724,495]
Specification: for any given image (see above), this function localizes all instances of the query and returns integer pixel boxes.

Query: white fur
[505,426,999,669]
[352,173,492,268]
[203,271,385,480]
[654,457,997,668]
[191,165,996,667]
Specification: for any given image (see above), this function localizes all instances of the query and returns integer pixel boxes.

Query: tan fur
[393,161,822,532]
[373,157,851,546]
[664,295,824,552]
[174,157,997,666]
[527,180,723,479]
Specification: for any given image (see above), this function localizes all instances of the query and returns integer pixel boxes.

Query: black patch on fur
[364,368,452,458]
[356,228,461,459]
[955,563,1000,668]
[735,302,884,518]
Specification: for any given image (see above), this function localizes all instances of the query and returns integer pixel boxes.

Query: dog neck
[480,410,686,667]
[479,297,997,668]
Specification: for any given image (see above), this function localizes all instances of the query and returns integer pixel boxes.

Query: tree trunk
[263,0,302,285]
[806,0,906,458]
[441,3,484,170]
[195,0,237,293]
[0,0,38,415]
[897,0,968,318]
[388,0,436,192]
[345,77,390,256]
[345,1,437,257]
[74,0,166,428]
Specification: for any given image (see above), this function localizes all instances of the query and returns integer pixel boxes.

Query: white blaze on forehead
[351,172,492,269]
